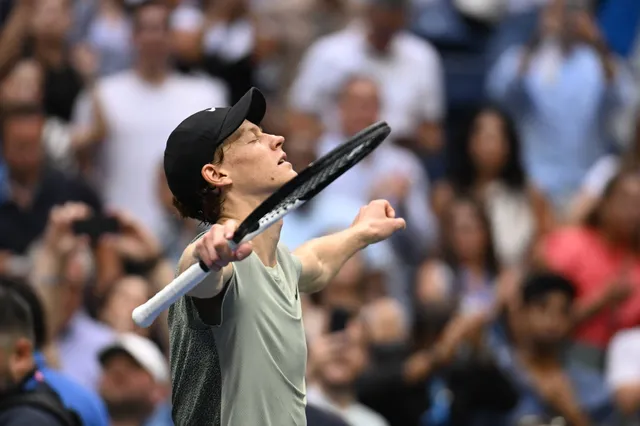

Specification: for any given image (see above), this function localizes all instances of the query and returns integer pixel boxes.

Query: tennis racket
[132,121,391,327]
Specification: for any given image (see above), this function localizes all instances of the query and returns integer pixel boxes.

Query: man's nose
[270,134,285,150]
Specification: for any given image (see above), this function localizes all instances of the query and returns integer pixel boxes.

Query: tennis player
[163,87,406,426]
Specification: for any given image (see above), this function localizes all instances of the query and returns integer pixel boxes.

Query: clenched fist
[195,220,253,271]
[351,199,406,245]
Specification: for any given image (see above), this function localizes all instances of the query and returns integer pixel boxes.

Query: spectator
[90,208,174,351]
[82,0,133,77]
[98,276,150,338]
[540,170,640,362]
[570,112,640,223]
[98,333,172,426]
[307,317,390,426]
[356,298,437,426]
[31,0,86,122]
[0,284,80,425]
[417,196,505,316]
[0,276,109,426]
[289,0,445,155]
[0,0,89,117]
[317,75,438,258]
[491,272,615,425]
[30,203,115,391]
[487,0,636,216]
[435,105,553,267]
[251,0,357,96]
[0,103,101,265]
[607,327,640,422]
[72,0,228,241]
[0,59,83,173]
[171,0,259,103]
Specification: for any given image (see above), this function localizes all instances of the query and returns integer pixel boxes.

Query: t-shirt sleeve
[607,329,640,389]
[0,407,66,426]
[278,242,302,282]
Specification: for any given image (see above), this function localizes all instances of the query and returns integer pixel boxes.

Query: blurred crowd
[1,0,640,424]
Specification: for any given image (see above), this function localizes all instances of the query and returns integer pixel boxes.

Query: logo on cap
[205,107,216,112]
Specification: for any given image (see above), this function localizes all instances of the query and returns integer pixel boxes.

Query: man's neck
[220,193,281,267]
[135,63,169,85]
[320,383,355,409]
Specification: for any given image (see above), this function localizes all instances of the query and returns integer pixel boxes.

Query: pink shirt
[544,227,640,349]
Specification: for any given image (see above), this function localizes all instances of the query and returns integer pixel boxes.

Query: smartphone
[72,216,120,240]
[329,308,352,333]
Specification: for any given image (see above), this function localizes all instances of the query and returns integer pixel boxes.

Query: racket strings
[235,122,390,241]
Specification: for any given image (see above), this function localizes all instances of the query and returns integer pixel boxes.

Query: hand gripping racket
[132,121,391,327]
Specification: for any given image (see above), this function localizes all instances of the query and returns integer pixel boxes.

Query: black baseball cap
[164,87,267,206]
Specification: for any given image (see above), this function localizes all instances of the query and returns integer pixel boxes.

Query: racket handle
[227,239,238,252]
[132,261,210,327]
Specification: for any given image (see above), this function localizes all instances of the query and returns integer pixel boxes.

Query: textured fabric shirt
[169,242,307,426]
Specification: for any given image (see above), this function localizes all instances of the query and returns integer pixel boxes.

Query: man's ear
[201,164,232,190]
[10,337,34,382]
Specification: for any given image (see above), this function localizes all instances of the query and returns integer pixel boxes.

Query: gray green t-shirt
[168,241,308,426]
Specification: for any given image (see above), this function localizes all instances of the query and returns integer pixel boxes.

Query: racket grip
[132,261,210,328]
[227,239,238,252]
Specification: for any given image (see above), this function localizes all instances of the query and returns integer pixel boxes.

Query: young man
[489,272,615,425]
[163,86,406,425]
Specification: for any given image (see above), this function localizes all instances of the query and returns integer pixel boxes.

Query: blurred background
[1,0,640,424]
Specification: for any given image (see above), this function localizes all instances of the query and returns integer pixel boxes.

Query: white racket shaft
[132,200,304,327]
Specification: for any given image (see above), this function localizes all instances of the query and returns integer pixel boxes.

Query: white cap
[99,333,169,384]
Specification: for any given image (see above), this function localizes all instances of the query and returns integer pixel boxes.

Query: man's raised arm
[294,200,406,294]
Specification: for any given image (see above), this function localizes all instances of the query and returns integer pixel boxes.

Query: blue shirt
[487,44,636,211]
[143,403,173,426]
[34,352,109,426]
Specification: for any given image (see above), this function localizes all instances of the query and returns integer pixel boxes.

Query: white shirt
[93,71,228,239]
[307,385,389,426]
[484,182,536,267]
[289,22,444,139]
[607,328,640,389]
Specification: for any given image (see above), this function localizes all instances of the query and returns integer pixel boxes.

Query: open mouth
[278,154,288,165]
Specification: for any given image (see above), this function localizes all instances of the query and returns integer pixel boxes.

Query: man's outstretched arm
[294,200,406,294]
